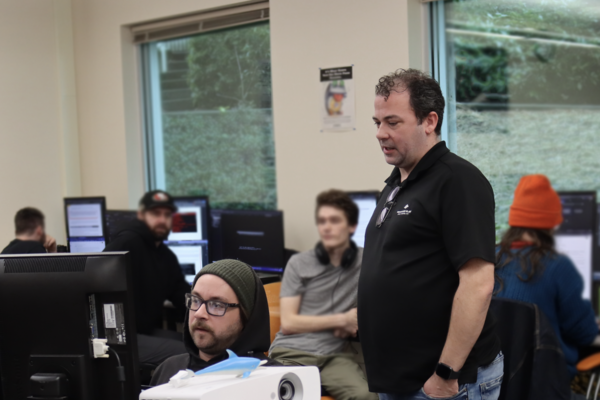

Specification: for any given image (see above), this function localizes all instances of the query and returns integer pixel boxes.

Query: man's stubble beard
[189,319,243,357]
[151,225,170,241]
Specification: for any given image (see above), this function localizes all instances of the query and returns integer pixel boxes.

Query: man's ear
[35,225,43,239]
[137,210,145,220]
[349,224,357,235]
[423,111,439,135]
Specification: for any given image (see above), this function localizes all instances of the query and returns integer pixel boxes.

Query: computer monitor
[0,252,139,399]
[594,203,600,314]
[64,197,108,253]
[164,196,210,284]
[555,192,597,300]
[346,191,379,248]
[106,210,137,243]
[210,209,285,274]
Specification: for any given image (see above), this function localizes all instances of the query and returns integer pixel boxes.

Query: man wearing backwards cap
[104,190,190,365]
[150,259,277,385]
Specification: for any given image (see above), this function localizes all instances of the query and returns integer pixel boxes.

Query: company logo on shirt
[397,204,412,216]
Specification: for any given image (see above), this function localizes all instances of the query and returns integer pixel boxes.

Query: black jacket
[103,220,190,334]
[1,239,46,254]
[491,298,571,400]
[150,271,278,386]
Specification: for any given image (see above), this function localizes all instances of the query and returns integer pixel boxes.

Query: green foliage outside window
[157,22,276,210]
[444,0,600,238]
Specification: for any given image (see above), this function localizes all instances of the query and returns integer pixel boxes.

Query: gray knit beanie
[194,259,256,318]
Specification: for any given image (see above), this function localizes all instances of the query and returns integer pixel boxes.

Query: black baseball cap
[139,190,177,212]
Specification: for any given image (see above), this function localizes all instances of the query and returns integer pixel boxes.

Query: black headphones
[314,240,358,268]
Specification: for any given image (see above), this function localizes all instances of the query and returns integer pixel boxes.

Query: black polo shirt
[358,141,500,394]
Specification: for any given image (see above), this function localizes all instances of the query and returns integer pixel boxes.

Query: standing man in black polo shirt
[358,69,502,400]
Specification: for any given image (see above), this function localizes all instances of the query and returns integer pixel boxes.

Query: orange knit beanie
[509,174,563,229]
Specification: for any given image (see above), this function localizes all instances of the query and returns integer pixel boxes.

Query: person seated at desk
[150,259,277,385]
[104,190,189,365]
[269,189,376,400]
[2,207,56,254]
[495,174,598,379]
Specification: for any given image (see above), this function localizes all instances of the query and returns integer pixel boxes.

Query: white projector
[139,366,321,400]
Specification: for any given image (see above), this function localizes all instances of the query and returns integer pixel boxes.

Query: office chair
[264,281,334,400]
[577,353,600,399]
[490,297,571,400]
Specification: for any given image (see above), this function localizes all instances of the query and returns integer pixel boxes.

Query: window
[141,19,276,210]
[433,0,600,236]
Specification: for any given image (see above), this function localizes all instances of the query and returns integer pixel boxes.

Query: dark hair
[495,227,556,293]
[315,189,359,227]
[15,207,45,235]
[375,68,445,135]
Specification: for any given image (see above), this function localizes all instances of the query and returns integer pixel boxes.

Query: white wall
[71,0,425,251]
[0,0,426,252]
[270,0,415,250]
[72,0,241,211]
[0,0,81,247]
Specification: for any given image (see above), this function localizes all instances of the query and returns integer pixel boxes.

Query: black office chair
[490,298,571,400]
[140,362,158,388]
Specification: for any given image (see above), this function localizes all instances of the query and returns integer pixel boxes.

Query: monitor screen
[106,210,137,243]
[210,209,284,274]
[347,191,379,248]
[164,197,210,284]
[555,192,597,300]
[595,203,600,314]
[0,252,140,399]
[64,197,107,253]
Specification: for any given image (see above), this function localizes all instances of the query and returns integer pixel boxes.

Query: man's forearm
[439,262,494,371]
[280,313,347,335]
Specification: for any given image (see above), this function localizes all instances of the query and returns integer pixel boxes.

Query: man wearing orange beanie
[508,174,563,230]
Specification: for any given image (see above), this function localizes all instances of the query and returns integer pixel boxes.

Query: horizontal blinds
[130,2,269,44]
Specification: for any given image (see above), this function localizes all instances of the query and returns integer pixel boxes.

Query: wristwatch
[435,363,460,380]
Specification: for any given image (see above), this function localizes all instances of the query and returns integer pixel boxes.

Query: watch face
[436,363,459,380]
[436,363,452,379]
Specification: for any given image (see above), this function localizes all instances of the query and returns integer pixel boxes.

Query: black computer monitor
[0,252,139,399]
[555,192,597,301]
[210,209,285,274]
[595,203,600,314]
[64,197,108,253]
[164,196,210,284]
[106,210,138,243]
[346,191,379,248]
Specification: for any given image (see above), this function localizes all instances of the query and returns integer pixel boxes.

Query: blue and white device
[139,350,320,400]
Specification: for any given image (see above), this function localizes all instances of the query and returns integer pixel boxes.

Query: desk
[257,272,281,285]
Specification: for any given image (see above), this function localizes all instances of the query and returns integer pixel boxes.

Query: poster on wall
[320,66,355,131]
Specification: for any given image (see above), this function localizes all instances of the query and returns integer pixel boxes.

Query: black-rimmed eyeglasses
[185,293,240,317]
[376,186,401,228]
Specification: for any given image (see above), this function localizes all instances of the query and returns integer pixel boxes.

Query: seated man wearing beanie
[150,259,277,385]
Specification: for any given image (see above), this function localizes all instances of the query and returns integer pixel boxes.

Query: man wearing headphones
[269,189,376,400]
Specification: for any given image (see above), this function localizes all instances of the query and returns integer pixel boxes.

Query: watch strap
[435,363,460,380]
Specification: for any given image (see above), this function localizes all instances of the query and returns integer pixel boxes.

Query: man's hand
[43,234,57,253]
[341,307,358,337]
[423,374,459,398]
